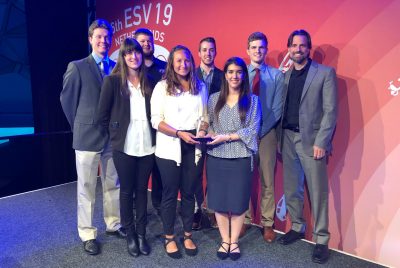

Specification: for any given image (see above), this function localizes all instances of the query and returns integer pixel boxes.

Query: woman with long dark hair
[206,57,260,261]
[151,45,208,259]
[96,38,156,257]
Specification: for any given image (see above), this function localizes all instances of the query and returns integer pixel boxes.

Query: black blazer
[195,66,223,97]
[96,74,156,153]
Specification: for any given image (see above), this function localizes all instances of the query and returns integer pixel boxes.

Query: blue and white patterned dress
[206,92,261,214]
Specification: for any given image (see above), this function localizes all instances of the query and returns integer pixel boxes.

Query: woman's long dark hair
[112,38,151,97]
[163,45,201,96]
[214,57,251,123]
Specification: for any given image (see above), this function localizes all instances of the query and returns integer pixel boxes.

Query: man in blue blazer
[277,29,337,264]
[60,19,124,255]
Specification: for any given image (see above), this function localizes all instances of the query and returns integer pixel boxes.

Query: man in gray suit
[277,29,337,264]
[60,19,124,255]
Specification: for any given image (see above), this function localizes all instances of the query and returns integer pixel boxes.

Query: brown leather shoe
[263,227,276,243]
[239,223,251,238]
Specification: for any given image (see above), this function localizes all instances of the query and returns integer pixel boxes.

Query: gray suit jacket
[60,55,116,151]
[278,60,338,156]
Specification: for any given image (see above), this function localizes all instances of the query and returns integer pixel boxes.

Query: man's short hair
[287,29,312,49]
[134,28,154,39]
[247,32,268,48]
[88,19,113,38]
[198,37,216,52]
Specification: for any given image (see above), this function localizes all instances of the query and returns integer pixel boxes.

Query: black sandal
[164,236,182,259]
[229,242,241,261]
[182,233,198,256]
[217,241,230,260]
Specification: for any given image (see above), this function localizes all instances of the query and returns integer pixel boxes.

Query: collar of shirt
[147,56,163,68]
[127,80,142,92]
[292,58,311,76]
[200,66,214,77]
[91,52,110,65]
[248,62,267,73]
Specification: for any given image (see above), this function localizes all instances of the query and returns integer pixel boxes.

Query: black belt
[284,126,300,132]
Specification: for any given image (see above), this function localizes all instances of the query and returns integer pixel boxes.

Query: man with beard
[61,19,125,255]
[134,28,166,215]
[192,37,223,230]
[277,29,337,264]
[240,32,283,243]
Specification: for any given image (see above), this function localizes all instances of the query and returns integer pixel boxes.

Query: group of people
[60,19,337,264]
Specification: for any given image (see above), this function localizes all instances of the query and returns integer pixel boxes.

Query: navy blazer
[60,55,116,151]
[195,66,223,97]
[95,74,156,153]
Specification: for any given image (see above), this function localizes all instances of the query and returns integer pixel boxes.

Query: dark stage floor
[0,181,387,268]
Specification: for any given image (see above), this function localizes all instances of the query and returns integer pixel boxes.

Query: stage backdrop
[97,1,400,266]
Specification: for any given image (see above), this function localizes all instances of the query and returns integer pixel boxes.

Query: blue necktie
[100,60,109,77]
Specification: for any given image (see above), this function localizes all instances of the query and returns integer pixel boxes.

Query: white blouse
[123,81,155,156]
[151,79,208,165]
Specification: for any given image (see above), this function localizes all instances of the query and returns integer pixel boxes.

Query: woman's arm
[235,95,261,152]
[208,95,261,151]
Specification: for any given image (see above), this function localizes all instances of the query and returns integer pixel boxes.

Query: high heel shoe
[164,236,182,259]
[182,233,198,256]
[229,242,241,261]
[216,241,230,260]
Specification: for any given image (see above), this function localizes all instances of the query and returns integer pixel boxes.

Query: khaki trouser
[244,129,277,227]
[75,142,121,241]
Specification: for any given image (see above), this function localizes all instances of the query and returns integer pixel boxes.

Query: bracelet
[199,129,208,135]
[176,130,181,138]
[226,134,232,142]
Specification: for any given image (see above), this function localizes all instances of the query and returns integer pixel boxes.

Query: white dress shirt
[124,80,155,156]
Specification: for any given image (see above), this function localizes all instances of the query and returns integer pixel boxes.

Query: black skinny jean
[150,164,163,209]
[156,140,204,235]
[113,150,154,236]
